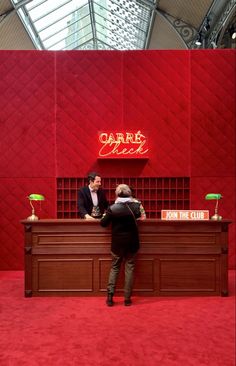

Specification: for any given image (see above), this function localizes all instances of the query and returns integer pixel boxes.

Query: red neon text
[98,131,149,158]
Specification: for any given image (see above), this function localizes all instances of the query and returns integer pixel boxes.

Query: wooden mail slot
[21,219,231,297]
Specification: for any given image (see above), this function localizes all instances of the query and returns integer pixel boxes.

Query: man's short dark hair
[87,172,100,183]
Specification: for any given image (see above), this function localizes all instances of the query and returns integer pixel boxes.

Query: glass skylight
[12,0,155,50]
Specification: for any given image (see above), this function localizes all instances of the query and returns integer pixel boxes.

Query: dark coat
[78,186,109,218]
[100,201,141,256]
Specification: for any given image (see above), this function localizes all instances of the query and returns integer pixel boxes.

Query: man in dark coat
[78,172,108,219]
[100,184,141,306]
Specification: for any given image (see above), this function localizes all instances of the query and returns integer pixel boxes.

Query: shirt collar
[115,197,132,203]
[89,186,97,193]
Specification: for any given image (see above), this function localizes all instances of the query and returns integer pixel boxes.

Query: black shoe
[106,293,114,307]
[124,298,132,306]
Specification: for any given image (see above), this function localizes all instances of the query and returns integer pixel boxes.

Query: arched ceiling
[0,0,235,50]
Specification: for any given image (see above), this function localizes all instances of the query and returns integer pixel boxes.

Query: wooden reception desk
[22,219,231,297]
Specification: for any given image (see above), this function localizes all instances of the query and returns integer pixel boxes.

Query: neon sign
[98,130,149,158]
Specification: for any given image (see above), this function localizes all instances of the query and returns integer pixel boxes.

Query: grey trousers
[107,251,136,299]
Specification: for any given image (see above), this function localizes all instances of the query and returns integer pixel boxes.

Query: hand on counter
[84,214,96,220]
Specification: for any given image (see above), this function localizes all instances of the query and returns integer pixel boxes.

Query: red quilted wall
[0,50,235,270]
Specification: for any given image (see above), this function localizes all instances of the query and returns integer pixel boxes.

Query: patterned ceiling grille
[12,0,155,50]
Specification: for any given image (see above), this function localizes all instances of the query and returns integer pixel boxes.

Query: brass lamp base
[211,214,222,220]
[27,214,39,221]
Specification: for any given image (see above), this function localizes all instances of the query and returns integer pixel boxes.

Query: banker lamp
[205,193,223,220]
[27,194,45,221]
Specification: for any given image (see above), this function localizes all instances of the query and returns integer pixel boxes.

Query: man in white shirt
[78,172,109,219]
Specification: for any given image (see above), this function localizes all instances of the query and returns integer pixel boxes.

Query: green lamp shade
[28,194,45,201]
[205,193,222,200]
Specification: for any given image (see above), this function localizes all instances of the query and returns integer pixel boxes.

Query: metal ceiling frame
[8,0,235,50]
[154,7,197,49]
[206,0,236,48]
[10,0,156,50]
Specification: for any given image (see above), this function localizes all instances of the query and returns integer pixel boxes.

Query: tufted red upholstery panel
[0,50,235,269]
[123,50,190,176]
[0,51,55,178]
[56,51,123,176]
[191,50,235,177]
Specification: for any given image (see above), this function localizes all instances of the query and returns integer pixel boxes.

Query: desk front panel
[22,219,230,297]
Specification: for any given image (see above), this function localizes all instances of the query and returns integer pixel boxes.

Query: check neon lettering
[98,131,149,157]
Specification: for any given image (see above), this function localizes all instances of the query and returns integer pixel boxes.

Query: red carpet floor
[0,271,235,366]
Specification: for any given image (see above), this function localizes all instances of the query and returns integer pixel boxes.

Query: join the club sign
[98,130,149,159]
